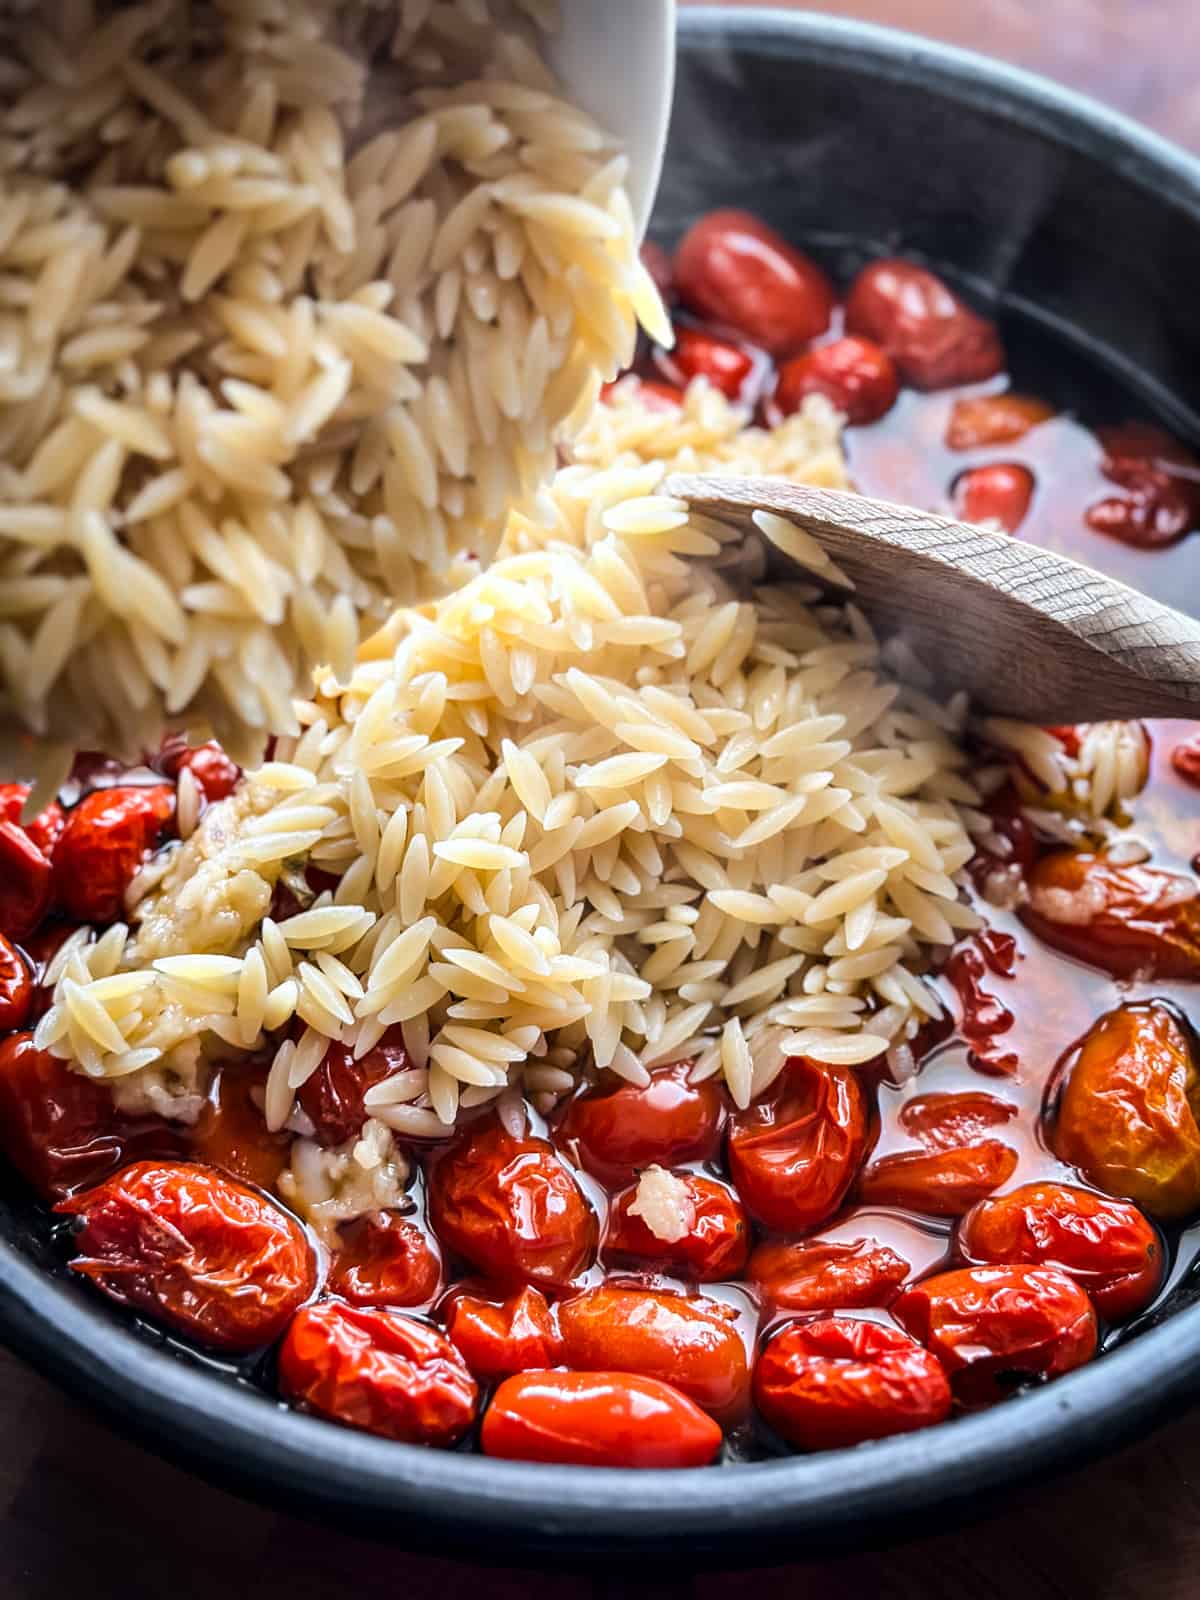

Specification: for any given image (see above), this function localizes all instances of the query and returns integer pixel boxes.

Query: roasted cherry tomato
[0,821,52,943]
[1022,852,1200,980]
[858,1142,1018,1218]
[959,1182,1162,1321]
[329,1212,441,1308]
[190,1063,292,1192]
[1085,423,1200,550]
[748,1236,913,1313]
[898,1090,1018,1149]
[0,933,33,1031]
[602,376,684,411]
[297,1026,409,1147]
[893,1265,1097,1406]
[772,336,899,425]
[60,1160,316,1351]
[952,462,1035,534]
[445,1284,563,1380]
[428,1119,596,1289]
[1172,731,1200,788]
[1050,1001,1200,1221]
[754,1317,952,1451]
[557,1285,749,1425]
[605,1171,750,1282]
[159,740,241,804]
[944,393,1055,450]
[657,324,756,401]
[53,785,175,924]
[727,1056,868,1233]
[482,1370,722,1468]
[844,258,1004,390]
[673,210,835,354]
[0,782,65,859]
[279,1301,477,1446]
[559,1060,725,1187]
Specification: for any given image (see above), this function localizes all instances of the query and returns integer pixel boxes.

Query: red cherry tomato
[1050,1001,1200,1221]
[53,785,175,924]
[952,463,1035,534]
[557,1285,749,1425]
[279,1301,477,1446]
[482,1370,722,1468]
[657,324,756,401]
[773,337,899,425]
[0,782,65,859]
[189,1063,292,1192]
[605,1172,750,1282]
[60,1160,316,1352]
[893,1265,1097,1406]
[748,1236,913,1313]
[159,740,241,804]
[844,258,1004,391]
[1085,423,1200,550]
[0,821,52,943]
[1171,732,1200,788]
[959,1182,1162,1321]
[601,376,684,411]
[445,1285,564,1380]
[944,393,1054,450]
[0,933,33,1031]
[1022,851,1200,980]
[899,1091,1018,1150]
[673,210,835,354]
[329,1212,442,1308]
[754,1317,951,1451]
[428,1118,596,1289]
[559,1060,725,1187]
[297,1026,409,1147]
[858,1142,1018,1218]
[727,1056,868,1233]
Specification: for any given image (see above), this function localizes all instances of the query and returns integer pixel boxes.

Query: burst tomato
[159,740,241,804]
[482,1370,722,1468]
[845,258,1004,390]
[329,1212,441,1308]
[674,210,835,353]
[605,1172,750,1282]
[297,1026,409,1147]
[1085,423,1200,550]
[952,462,1036,534]
[190,1063,292,1192]
[944,392,1055,450]
[0,934,33,1031]
[445,1285,563,1380]
[748,1236,913,1313]
[1022,851,1200,980]
[658,324,756,401]
[1172,732,1200,788]
[898,1091,1018,1150]
[53,785,175,924]
[858,1142,1018,1218]
[559,1060,725,1186]
[773,336,899,425]
[0,783,65,858]
[0,822,52,943]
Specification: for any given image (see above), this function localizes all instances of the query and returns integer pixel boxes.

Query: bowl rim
[5,6,1200,1561]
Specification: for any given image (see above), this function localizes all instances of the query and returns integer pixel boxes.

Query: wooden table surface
[6,5,1200,1596]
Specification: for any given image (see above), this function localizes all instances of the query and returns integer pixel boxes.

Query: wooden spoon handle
[668,474,1200,724]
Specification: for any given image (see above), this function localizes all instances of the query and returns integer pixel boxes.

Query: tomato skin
[959,1182,1162,1321]
[279,1302,477,1447]
[659,324,756,401]
[605,1173,750,1282]
[1050,1001,1200,1222]
[59,1160,316,1352]
[602,376,684,412]
[445,1285,564,1380]
[1022,851,1200,981]
[329,1213,442,1309]
[1171,732,1200,788]
[298,1026,409,1147]
[52,785,175,924]
[556,1285,750,1425]
[858,1142,1018,1218]
[559,1060,725,1187]
[1085,423,1200,550]
[754,1317,951,1451]
[773,337,899,425]
[482,1370,722,1468]
[898,1090,1018,1150]
[944,393,1054,450]
[727,1057,868,1233]
[893,1265,1097,1406]
[0,821,52,943]
[952,463,1035,534]
[428,1119,596,1290]
[0,783,65,859]
[844,259,1004,390]
[674,210,835,354]
[748,1237,913,1313]
[0,933,33,1031]
[190,1063,292,1192]
[159,740,241,804]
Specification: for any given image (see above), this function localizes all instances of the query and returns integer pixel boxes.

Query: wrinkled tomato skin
[445,1285,564,1380]
[0,821,52,943]
[748,1237,913,1313]
[429,1119,596,1289]
[773,337,899,426]
[190,1063,292,1192]
[945,393,1055,450]
[952,463,1036,535]
[959,1182,1162,1322]
[727,1056,868,1233]
[893,1265,1098,1406]
[59,1160,316,1351]
[674,210,835,354]
[0,783,65,859]
[0,933,33,1030]
[844,259,1004,390]
[298,1026,410,1147]
[754,1317,952,1452]
[482,1370,722,1468]
[557,1285,750,1425]
[858,1142,1018,1218]
[52,785,175,924]
[899,1091,1018,1150]
[279,1302,477,1447]
[1022,851,1200,980]
[329,1212,442,1309]
[605,1173,750,1282]
[159,740,241,804]
[1050,1001,1200,1221]
[659,324,756,401]
[559,1060,725,1187]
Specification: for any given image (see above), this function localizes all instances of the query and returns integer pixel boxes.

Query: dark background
[5,3,1199,1595]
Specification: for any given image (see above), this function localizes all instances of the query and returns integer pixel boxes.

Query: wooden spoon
[667,473,1200,723]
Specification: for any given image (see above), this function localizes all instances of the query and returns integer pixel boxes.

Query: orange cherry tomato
[0,782,65,859]
[754,1317,951,1451]
[673,210,835,354]
[959,1182,1162,1321]
[0,933,33,1031]
[557,1285,749,1425]
[329,1212,442,1309]
[482,1370,722,1468]
[60,1160,316,1352]
[952,462,1035,534]
[559,1060,725,1186]
[844,258,1004,391]
[445,1285,564,1380]
[604,1172,750,1282]
[944,393,1054,450]
[53,785,175,924]
[659,324,756,401]
[0,821,52,943]
[894,1264,1097,1406]
[1022,851,1200,980]
[748,1236,913,1313]
[858,1143,1017,1217]
[727,1056,868,1233]
[279,1302,477,1446]
[428,1118,596,1289]
[158,740,241,804]
[773,336,899,425]
[1050,1001,1200,1221]
[297,1026,409,1147]
[190,1062,292,1192]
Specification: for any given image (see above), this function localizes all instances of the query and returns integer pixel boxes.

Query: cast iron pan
[4,9,1200,1564]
